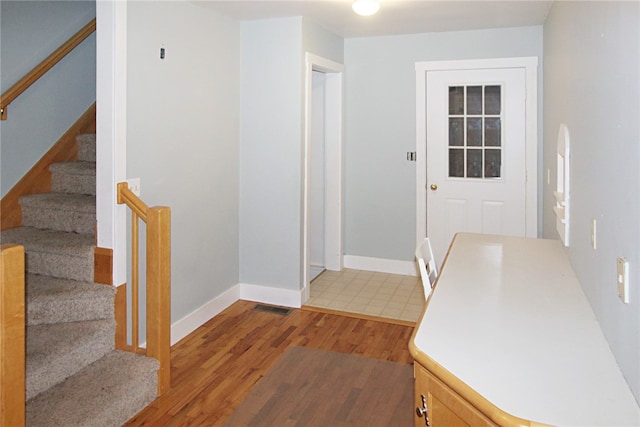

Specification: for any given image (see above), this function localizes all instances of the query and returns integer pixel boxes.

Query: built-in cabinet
[410,233,640,427]
[414,362,496,427]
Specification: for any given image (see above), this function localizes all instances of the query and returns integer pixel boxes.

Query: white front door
[416,59,538,265]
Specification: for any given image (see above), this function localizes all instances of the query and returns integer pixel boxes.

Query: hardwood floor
[124,300,415,426]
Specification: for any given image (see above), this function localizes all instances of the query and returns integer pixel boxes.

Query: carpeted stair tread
[20,193,96,234]
[8,132,158,422]
[26,350,159,427]
[76,133,96,162]
[0,226,94,281]
[27,319,115,400]
[27,274,115,325]
[51,161,96,196]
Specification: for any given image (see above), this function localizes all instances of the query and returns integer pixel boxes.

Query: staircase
[1,134,159,426]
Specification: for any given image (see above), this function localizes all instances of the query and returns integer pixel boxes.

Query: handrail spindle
[117,182,171,394]
[131,211,140,354]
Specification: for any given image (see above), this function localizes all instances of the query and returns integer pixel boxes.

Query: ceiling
[195,0,554,38]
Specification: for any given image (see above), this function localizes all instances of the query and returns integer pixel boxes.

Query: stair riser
[26,323,115,401]
[22,207,94,234]
[28,295,114,325]
[15,133,156,423]
[77,135,96,162]
[26,252,94,282]
[52,173,96,196]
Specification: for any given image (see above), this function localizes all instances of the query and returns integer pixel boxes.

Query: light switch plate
[617,257,629,304]
[126,178,141,197]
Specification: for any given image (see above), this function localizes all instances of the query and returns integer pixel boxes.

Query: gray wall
[302,18,345,65]
[239,17,344,291]
[543,1,640,402]
[127,1,240,326]
[239,17,304,291]
[343,26,543,261]
[0,1,95,197]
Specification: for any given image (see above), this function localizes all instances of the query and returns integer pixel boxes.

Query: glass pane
[449,86,464,115]
[467,86,482,115]
[485,118,501,147]
[449,118,464,146]
[467,149,482,178]
[467,118,482,146]
[485,86,501,115]
[485,149,501,178]
[449,149,464,177]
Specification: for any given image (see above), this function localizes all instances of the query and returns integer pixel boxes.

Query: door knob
[430,184,438,191]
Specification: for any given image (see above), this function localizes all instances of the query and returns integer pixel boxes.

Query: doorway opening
[302,53,344,303]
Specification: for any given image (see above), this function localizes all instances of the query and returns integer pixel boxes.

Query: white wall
[126,1,240,332]
[0,1,95,197]
[543,1,640,403]
[343,26,543,261]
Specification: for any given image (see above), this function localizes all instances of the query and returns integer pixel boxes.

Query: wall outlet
[617,257,629,304]
[127,178,141,196]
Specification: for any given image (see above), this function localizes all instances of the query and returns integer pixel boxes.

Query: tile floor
[304,268,425,323]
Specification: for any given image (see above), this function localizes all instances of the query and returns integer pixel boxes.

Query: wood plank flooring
[124,300,415,426]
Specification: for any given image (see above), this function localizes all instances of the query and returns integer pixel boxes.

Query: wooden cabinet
[414,362,496,427]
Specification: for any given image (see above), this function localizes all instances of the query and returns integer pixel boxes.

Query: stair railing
[0,18,96,120]
[116,183,171,395]
[0,244,26,426]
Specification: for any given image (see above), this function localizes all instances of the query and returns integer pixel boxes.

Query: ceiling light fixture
[352,0,380,16]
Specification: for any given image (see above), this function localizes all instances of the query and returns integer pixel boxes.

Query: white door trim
[415,57,538,248]
[302,53,344,303]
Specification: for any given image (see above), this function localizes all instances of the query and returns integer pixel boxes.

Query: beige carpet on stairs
[1,133,159,426]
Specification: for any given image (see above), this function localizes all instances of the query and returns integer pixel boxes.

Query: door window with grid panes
[448,85,502,179]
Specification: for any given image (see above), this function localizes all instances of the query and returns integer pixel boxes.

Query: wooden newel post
[146,206,171,395]
[1,244,26,427]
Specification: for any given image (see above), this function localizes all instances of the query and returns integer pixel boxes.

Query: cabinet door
[414,363,496,427]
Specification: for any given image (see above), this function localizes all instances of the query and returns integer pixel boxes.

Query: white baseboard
[239,282,303,308]
[169,260,416,347]
[170,282,303,346]
[170,284,240,345]
[343,255,419,276]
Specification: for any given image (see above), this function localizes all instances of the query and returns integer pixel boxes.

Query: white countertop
[412,233,640,426]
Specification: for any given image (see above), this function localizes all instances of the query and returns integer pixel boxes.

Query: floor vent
[252,304,292,316]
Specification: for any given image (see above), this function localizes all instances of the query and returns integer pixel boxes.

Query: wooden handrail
[0,18,96,120]
[0,244,26,427]
[116,182,171,395]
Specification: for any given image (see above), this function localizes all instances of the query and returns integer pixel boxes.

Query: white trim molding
[170,285,240,345]
[302,53,345,304]
[169,282,303,346]
[239,283,303,309]
[344,255,419,276]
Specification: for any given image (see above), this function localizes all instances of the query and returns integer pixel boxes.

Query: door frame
[415,57,539,248]
[302,53,344,303]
